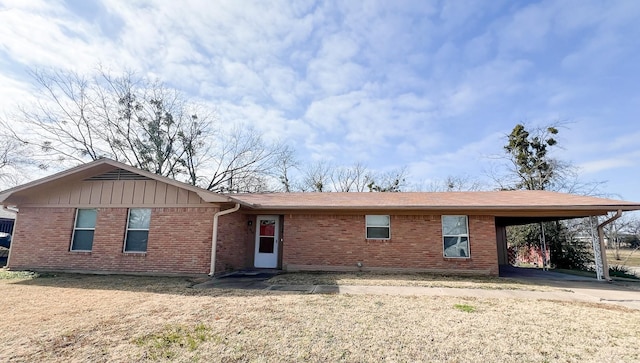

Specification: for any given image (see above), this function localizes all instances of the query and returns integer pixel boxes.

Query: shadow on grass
[8,268,640,296]
[8,272,291,297]
[267,270,553,291]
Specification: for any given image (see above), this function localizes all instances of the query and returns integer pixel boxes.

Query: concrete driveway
[499,265,596,281]
[197,268,640,310]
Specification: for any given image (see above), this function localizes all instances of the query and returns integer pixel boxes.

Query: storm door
[254,215,279,268]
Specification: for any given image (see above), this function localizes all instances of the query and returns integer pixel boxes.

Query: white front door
[254,215,279,268]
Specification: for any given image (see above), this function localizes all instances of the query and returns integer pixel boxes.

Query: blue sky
[0,0,639,201]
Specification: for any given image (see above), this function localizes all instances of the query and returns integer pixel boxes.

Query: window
[366,215,390,239]
[71,209,97,251]
[442,215,470,258]
[124,208,151,252]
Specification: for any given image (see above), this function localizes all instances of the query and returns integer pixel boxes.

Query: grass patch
[134,323,212,360]
[607,248,640,267]
[0,268,39,280]
[454,303,476,313]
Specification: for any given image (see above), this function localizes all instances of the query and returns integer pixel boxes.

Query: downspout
[597,209,622,282]
[209,203,241,276]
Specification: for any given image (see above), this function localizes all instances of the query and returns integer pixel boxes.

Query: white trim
[442,215,470,259]
[123,208,151,253]
[365,215,391,240]
[14,203,217,208]
[70,208,97,252]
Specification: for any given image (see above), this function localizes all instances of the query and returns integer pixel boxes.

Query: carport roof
[230,191,640,217]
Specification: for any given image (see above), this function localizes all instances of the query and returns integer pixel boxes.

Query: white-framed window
[71,209,97,251]
[124,208,151,252]
[366,215,390,239]
[442,215,470,258]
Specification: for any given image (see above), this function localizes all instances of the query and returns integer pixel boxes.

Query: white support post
[590,216,603,281]
[539,222,547,271]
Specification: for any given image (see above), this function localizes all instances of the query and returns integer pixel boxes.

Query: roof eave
[240,204,640,215]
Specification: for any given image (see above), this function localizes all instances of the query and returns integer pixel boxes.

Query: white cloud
[579,157,636,175]
[408,131,505,182]
[1,0,640,200]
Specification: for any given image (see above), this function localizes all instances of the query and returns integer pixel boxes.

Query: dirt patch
[2,273,640,362]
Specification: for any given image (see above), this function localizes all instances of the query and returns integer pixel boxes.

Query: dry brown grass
[607,248,640,267]
[1,272,639,362]
[268,271,554,291]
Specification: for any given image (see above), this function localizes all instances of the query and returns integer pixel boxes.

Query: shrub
[608,265,639,279]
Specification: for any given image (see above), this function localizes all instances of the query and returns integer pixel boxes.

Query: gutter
[209,203,241,276]
[2,205,18,213]
[597,209,622,282]
[230,205,639,211]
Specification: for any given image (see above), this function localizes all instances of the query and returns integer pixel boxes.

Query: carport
[494,203,635,281]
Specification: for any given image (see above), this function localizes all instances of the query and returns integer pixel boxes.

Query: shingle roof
[230,191,640,214]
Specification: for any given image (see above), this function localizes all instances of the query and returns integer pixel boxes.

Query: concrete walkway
[196,271,640,310]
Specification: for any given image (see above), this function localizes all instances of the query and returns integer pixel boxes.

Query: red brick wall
[283,214,498,275]
[8,207,217,274]
[216,213,253,273]
[9,208,499,275]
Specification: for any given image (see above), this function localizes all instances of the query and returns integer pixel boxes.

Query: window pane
[259,220,276,236]
[366,215,390,227]
[71,230,94,251]
[258,237,275,253]
[367,227,390,239]
[128,209,151,229]
[125,230,148,252]
[444,236,469,257]
[442,216,467,235]
[76,209,97,228]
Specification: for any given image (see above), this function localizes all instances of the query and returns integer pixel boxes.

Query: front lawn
[1,272,639,362]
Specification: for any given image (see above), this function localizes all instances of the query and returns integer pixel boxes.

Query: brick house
[1,159,638,277]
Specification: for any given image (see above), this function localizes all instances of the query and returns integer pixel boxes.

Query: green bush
[608,265,639,279]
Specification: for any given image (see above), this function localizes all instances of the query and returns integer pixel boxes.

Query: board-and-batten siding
[27,180,206,207]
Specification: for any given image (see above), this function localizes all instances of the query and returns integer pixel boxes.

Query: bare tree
[602,214,638,260]
[11,69,106,163]
[3,66,285,192]
[273,144,299,192]
[367,166,408,192]
[418,175,484,192]
[330,162,372,192]
[0,135,35,187]
[301,161,332,192]
[300,162,409,193]
[7,67,210,176]
[200,126,283,192]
